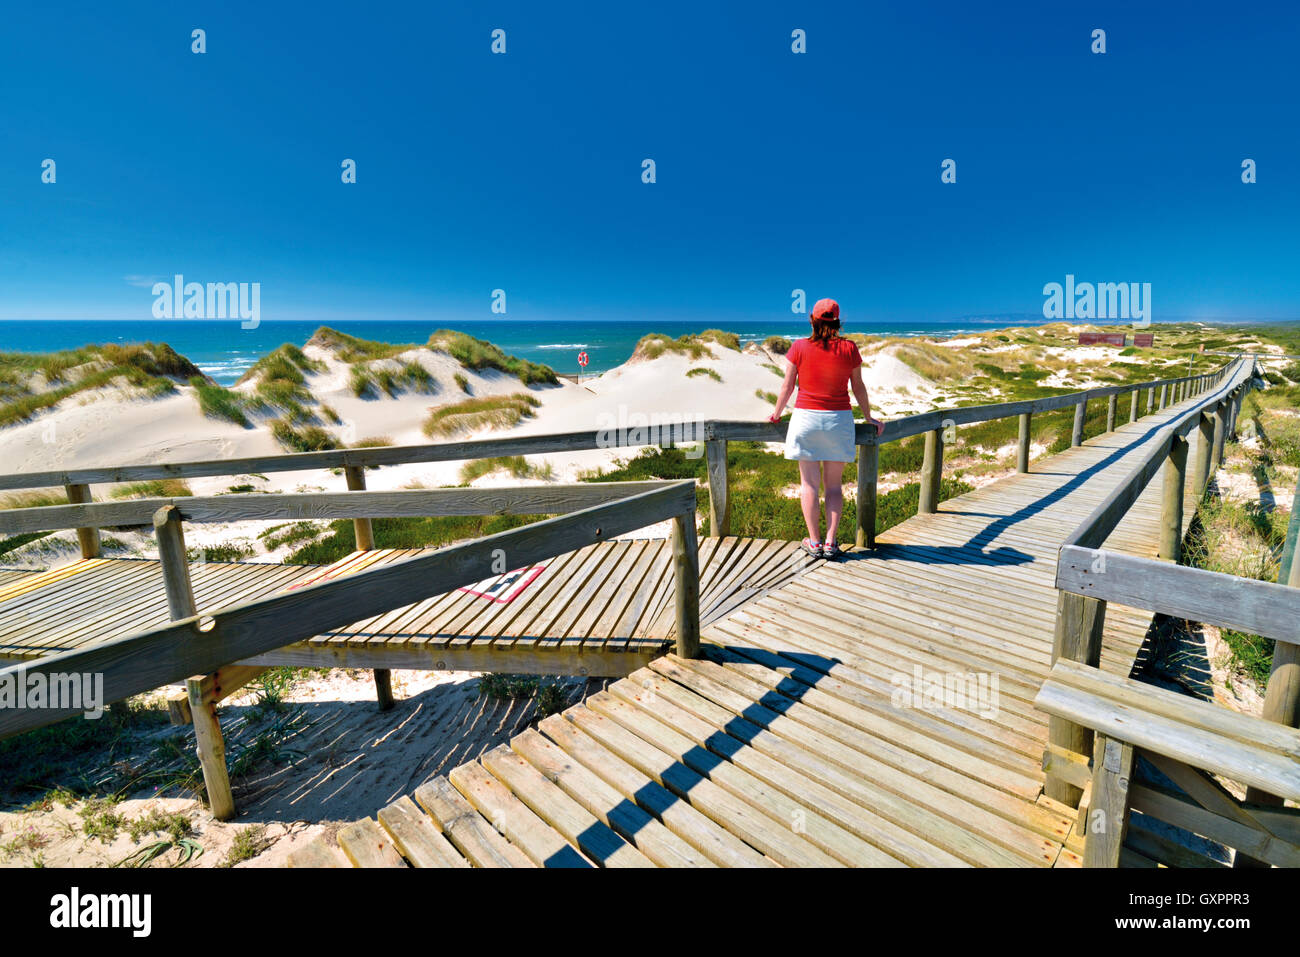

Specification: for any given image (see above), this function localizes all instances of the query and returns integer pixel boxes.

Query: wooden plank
[563,701,840,867]
[337,818,406,868]
[414,776,535,868]
[1129,784,1300,868]
[0,482,683,535]
[641,657,1055,866]
[480,743,654,867]
[1056,545,1300,646]
[376,795,471,868]
[509,728,713,867]
[1034,679,1300,802]
[1081,735,1134,867]
[536,713,773,867]
[448,760,593,868]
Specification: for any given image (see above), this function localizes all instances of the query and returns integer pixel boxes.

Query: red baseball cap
[811,298,840,320]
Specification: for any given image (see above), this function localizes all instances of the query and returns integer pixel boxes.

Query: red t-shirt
[788,337,862,411]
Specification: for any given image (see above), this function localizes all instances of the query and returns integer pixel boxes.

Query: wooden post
[1157,383,1168,409]
[1158,435,1188,562]
[344,465,376,551]
[1016,413,1031,474]
[344,465,391,709]
[704,439,730,538]
[918,429,943,514]
[1129,389,1139,424]
[1146,386,1155,415]
[154,505,196,618]
[154,506,235,821]
[1210,401,1229,475]
[1235,525,1300,867]
[64,483,101,559]
[1082,734,1135,868]
[1047,590,1107,805]
[671,511,700,659]
[1105,394,1117,433]
[1071,400,1086,448]
[1193,412,1215,494]
[855,443,878,548]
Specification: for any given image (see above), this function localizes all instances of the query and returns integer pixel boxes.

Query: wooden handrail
[0,479,700,741]
[0,361,1232,492]
[1056,544,1300,646]
[0,481,680,535]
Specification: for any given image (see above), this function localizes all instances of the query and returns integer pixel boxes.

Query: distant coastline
[0,316,1267,386]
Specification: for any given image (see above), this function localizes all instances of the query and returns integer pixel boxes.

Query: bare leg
[797,460,822,543]
[823,461,845,542]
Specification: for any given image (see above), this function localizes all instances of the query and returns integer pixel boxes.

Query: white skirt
[783,408,856,462]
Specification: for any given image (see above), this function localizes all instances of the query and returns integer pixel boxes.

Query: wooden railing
[1039,356,1300,866]
[0,360,1235,554]
[0,478,700,818]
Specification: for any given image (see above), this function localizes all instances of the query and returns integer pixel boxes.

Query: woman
[768,298,884,558]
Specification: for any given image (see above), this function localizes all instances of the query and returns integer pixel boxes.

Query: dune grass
[687,367,722,382]
[270,419,339,452]
[190,377,253,426]
[426,330,557,385]
[422,393,540,438]
[108,480,192,499]
[635,334,714,361]
[0,343,202,427]
[460,456,556,483]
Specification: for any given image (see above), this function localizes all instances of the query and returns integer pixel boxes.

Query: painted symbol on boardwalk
[459,565,545,603]
[577,351,589,368]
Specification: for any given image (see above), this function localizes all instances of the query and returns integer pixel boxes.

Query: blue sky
[2,0,1297,325]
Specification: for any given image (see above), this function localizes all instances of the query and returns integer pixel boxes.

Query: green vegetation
[308,327,415,362]
[190,377,253,426]
[460,455,555,483]
[0,699,169,807]
[108,479,192,499]
[259,521,325,551]
[349,360,436,398]
[477,675,571,717]
[699,329,741,351]
[422,393,540,438]
[285,512,539,564]
[635,333,714,361]
[686,367,722,382]
[755,389,777,404]
[0,343,202,427]
[189,541,255,562]
[454,372,471,393]
[763,336,792,355]
[270,418,339,452]
[427,329,558,385]
[580,443,971,540]
[223,825,272,867]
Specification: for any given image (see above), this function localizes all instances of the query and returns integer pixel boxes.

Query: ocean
[0,317,1083,386]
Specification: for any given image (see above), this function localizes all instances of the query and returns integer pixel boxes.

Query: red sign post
[577,350,589,383]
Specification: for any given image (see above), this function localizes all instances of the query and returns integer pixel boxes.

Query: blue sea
[0,317,1094,386]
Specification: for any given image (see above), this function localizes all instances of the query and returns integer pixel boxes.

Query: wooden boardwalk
[0,537,814,677]
[299,397,1215,868]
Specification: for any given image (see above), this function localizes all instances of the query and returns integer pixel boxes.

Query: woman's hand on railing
[868,416,885,436]
[767,412,782,424]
